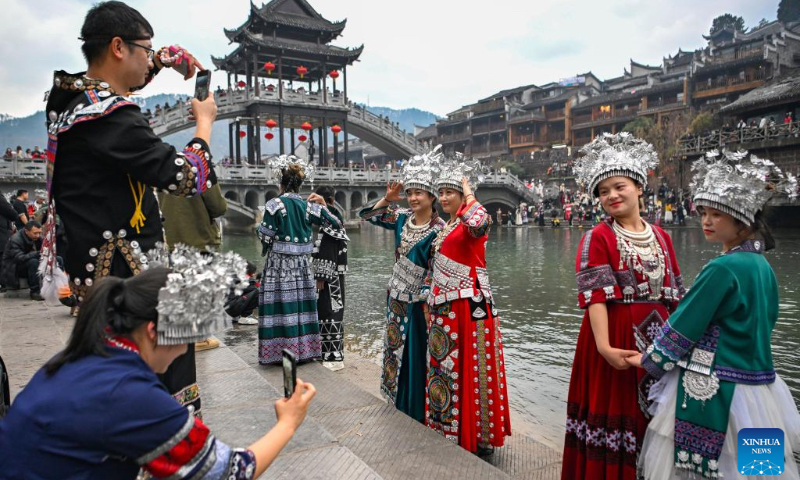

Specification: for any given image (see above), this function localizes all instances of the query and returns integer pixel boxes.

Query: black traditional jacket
[44,71,215,300]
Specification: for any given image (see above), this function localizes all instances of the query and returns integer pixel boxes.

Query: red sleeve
[575,224,623,308]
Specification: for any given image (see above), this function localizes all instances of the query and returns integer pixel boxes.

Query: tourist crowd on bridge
[1,2,799,480]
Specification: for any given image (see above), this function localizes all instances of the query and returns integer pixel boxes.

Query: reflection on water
[224,226,800,448]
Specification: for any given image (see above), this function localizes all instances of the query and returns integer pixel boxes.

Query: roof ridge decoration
[691,149,797,225]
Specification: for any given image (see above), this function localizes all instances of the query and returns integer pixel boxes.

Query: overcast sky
[0,0,777,118]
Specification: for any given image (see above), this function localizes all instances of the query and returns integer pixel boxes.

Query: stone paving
[0,296,562,479]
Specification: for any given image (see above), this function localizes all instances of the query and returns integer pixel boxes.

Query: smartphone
[195,70,211,101]
[282,349,297,398]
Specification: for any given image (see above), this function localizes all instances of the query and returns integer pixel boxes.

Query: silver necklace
[399,214,434,257]
[612,221,666,300]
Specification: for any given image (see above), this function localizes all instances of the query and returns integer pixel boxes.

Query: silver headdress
[436,151,488,192]
[691,149,797,225]
[146,244,248,345]
[574,132,659,198]
[402,145,444,195]
[267,154,316,183]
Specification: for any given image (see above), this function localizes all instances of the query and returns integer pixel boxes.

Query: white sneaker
[237,316,258,325]
[322,361,345,371]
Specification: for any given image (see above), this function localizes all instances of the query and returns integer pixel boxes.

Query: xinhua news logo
[738,428,784,475]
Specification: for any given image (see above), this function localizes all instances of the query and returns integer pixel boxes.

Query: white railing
[147,87,422,154]
[0,159,47,178]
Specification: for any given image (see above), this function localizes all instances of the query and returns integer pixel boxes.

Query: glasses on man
[124,41,155,61]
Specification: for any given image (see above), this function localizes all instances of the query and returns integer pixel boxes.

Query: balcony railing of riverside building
[639,100,685,114]
[0,159,46,177]
[677,121,800,155]
[704,46,764,66]
[472,121,507,134]
[694,70,766,93]
[546,108,565,120]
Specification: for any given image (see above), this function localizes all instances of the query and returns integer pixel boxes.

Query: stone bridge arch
[224,190,239,202]
[244,190,260,209]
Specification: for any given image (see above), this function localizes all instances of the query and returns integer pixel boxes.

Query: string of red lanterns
[298,135,308,142]
[265,118,277,129]
[330,124,342,136]
[329,70,339,80]
[301,121,312,132]
[296,65,308,79]
[264,132,274,141]
[263,61,275,75]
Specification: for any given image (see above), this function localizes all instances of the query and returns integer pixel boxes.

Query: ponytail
[752,210,775,252]
[44,267,170,374]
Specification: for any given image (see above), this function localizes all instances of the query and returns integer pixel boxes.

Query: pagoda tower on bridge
[212,0,363,166]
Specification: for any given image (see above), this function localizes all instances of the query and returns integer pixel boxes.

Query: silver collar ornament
[574,132,659,198]
[436,151,488,193]
[402,145,444,195]
[691,149,797,226]
[146,244,248,345]
[267,154,316,184]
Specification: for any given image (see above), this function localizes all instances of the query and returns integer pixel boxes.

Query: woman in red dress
[562,133,685,479]
[426,166,511,456]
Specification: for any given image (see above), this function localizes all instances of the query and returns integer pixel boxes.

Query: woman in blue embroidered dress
[629,150,800,479]
[256,159,346,365]
[0,265,316,479]
[359,157,445,423]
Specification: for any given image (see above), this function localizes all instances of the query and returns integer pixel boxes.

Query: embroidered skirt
[382,297,428,423]
[640,370,800,479]
[318,274,345,362]
[562,302,670,480]
[426,296,511,452]
[258,252,321,365]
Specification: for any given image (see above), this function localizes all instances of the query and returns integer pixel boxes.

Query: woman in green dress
[629,149,800,479]
[256,156,346,365]
[359,153,445,422]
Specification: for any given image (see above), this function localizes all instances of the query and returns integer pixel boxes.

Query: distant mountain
[0,95,439,159]
[358,106,440,133]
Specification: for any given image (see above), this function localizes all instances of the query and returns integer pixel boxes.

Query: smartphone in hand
[282,349,297,398]
[194,70,211,101]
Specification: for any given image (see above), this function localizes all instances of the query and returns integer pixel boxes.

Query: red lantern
[265,118,277,129]
[331,124,342,136]
[301,121,312,132]
[296,65,308,79]
[329,70,340,80]
[237,80,246,88]
[265,132,274,141]
[263,61,275,75]
[238,131,246,138]
[298,135,308,142]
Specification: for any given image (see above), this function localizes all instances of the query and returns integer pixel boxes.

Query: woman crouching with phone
[0,247,315,479]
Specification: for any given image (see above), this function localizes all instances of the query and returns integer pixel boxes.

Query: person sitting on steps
[1,220,45,300]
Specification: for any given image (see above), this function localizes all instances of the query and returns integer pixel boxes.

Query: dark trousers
[15,257,40,293]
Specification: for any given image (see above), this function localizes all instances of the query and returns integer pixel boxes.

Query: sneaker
[322,361,345,371]
[237,316,258,325]
[30,292,45,301]
[195,338,220,352]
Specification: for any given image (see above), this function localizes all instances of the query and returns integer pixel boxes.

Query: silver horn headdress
[436,151,488,192]
[402,145,444,195]
[267,154,316,183]
[146,244,248,345]
[574,132,659,198]
[691,149,797,225]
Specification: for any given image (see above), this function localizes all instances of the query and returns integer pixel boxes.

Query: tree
[750,18,770,32]
[709,14,746,35]
[778,0,800,23]
[689,112,715,135]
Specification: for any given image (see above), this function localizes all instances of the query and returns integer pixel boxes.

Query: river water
[223,225,800,448]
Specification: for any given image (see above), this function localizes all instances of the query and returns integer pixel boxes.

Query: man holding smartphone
[43,1,217,415]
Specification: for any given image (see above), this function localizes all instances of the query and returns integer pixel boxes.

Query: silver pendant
[683,370,719,404]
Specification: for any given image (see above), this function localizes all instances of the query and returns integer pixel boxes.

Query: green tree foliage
[709,14,746,35]
[778,0,800,23]
[689,112,715,134]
